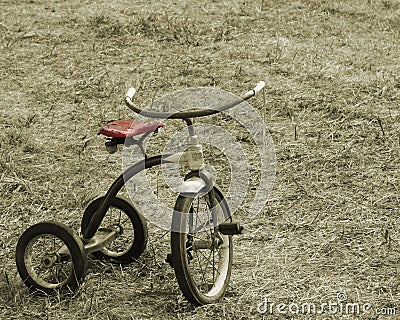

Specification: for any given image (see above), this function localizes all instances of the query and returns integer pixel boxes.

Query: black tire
[171,188,233,305]
[15,221,88,294]
[81,196,147,263]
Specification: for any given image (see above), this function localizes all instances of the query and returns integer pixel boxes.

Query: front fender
[174,176,208,196]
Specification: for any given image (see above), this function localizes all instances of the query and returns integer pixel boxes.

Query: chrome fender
[174,176,207,195]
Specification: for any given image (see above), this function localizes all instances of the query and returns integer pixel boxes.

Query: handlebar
[124,81,265,119]
[242,81,265,100]
[126,87,136,100]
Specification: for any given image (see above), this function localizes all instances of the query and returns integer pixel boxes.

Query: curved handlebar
[126,87,136,100]
[243,81,265,99]
[124,81,265,119]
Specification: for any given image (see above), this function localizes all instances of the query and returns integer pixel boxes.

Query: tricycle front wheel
[171,188,233,305]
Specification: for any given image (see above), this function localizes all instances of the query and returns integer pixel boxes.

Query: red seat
[99,120,164,138]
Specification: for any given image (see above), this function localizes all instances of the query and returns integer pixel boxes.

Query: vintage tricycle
[15,81,265,305]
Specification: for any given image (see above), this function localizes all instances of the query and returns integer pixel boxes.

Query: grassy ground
[1,0,399,319]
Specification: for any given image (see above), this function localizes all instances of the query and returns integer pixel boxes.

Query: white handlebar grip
[126,87,136,100]
[253,81,265,95]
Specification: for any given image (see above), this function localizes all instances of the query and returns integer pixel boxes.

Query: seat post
[135,130,155,159]
[137,140,148,159]
[183,118,195,136]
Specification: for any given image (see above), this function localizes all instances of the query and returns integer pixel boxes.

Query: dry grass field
[1,0,399,319]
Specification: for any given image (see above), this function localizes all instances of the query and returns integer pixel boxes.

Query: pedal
[218,222,244,235]
[165,253,173,268]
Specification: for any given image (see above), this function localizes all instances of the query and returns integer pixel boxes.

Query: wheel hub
[41,254,58,268]
[114,224,123,235]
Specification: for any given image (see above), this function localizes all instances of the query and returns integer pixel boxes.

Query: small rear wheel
[15,221,88,293]
[171,188,233,305]
[81,196,147,263]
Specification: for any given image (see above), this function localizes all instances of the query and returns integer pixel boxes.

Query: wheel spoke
[195,242,221,276]
[194,248,208,291]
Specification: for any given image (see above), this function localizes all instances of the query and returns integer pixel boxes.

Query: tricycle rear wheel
[81,196,147,263]
[16,221,88,293]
